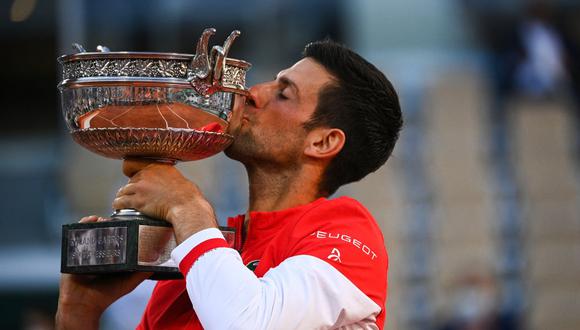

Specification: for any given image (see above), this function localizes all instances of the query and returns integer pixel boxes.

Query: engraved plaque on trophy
[58,28,249,279]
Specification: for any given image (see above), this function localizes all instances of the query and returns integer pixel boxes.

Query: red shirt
[138,196,388,329]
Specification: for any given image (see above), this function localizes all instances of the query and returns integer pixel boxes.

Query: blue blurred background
[1,0,580,329]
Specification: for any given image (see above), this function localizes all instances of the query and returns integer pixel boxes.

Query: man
[56,40,402,329]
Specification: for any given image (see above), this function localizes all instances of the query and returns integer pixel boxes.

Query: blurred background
[1,0,579,329]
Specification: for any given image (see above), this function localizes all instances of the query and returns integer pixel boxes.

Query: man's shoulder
[298,196,376,225]
[284,195,388,270]
[322,195,366,208]
[288,196,382,241]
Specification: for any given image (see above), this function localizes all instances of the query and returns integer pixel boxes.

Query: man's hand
[113,159,218,244]
[56,216,152,330]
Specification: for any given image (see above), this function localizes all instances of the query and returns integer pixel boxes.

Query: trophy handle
[190,28,216,81]
[222,30,241,56]
[96,45,110,52]
[211,30,241,87]
[71,43,86,53]
[189,29,242,97]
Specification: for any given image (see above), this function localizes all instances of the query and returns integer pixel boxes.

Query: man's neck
[245,164,321,213]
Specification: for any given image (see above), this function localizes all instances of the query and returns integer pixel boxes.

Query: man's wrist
[167,201,217,244]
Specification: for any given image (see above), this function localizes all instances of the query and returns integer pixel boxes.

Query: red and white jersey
[137,196,388,329]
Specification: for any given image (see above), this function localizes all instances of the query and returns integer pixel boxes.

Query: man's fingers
[79,215,99,223]
[112,195,130,211]
[116,183,137,198]
[79,215,111,223]
[112,194,144,212]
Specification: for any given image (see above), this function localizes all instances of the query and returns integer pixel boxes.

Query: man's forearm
[55,303,101,330]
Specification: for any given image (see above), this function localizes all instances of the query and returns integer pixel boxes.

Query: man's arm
[172,229,382,329]
[56,288,101,330]
[55,216,152,330]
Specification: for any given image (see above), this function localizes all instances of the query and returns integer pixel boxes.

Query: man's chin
[223,138,256,165]
[223,143,244,162]
[223,145,236,160]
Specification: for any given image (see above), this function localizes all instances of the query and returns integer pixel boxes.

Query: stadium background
[1,0,579,329]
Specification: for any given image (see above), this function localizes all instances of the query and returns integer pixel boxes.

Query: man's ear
[304,128,345,160]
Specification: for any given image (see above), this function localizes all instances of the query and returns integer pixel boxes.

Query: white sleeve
[171,228,381,330]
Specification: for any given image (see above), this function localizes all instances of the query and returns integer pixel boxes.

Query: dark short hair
[303,40,403,196]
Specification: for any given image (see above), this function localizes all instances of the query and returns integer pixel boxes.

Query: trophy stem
[112,208,142,217]
[140,157,177,165]
[111,208,169,223]
[123,156,178,165]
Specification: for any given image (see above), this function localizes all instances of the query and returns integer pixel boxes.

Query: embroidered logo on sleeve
[310,230,378,261]
[327,248,342,263]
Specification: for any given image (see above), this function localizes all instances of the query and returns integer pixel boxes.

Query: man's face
[225,58,334,168]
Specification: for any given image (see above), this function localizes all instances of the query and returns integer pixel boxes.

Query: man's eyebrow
[276,73,300,96]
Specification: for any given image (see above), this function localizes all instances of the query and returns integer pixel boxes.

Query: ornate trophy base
[61,211,235,280]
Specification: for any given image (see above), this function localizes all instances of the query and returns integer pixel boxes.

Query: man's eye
[277,90,289,100]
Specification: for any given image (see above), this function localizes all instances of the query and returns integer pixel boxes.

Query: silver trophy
[58,28,250,279]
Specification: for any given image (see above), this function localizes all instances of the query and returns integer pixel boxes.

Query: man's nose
[247,82,273,109]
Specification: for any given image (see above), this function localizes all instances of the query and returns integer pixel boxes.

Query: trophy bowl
[58,28,248,279]
[59,30,250,162]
